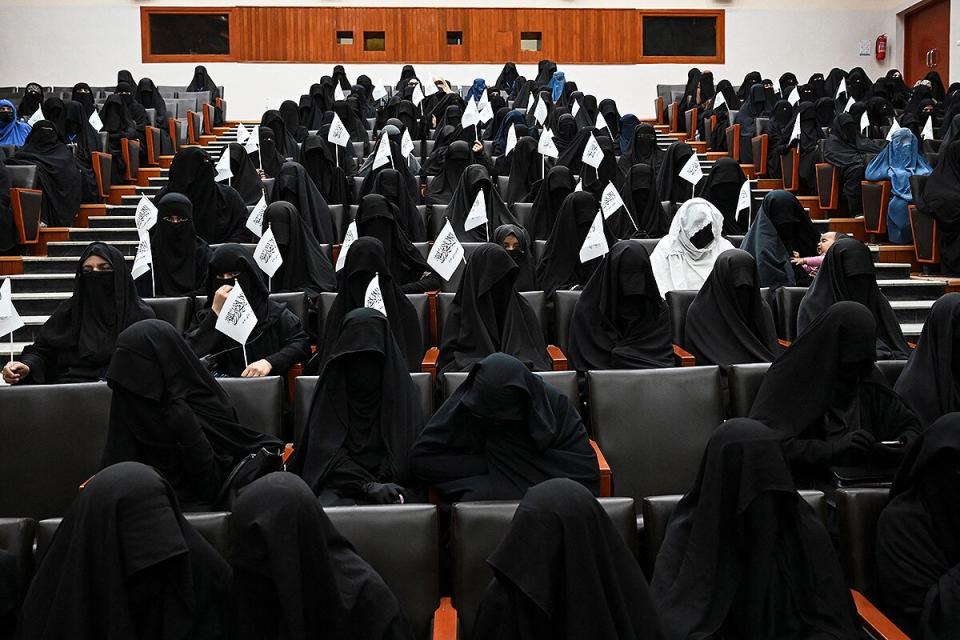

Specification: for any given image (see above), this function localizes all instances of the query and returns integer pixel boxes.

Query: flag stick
[9,333,13,364]
[242,343,249,367]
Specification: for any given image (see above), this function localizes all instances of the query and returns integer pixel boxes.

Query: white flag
[678,153,704,185]
[215,282,258,345]
[886,119,902,141]
[505,124,518,156]
[789,114,802,145]
[860,110,870,134]
[462,99,481,129]
[921,115,934,140]
[574,178,583,192]
[600,182,624,219]
[364,273,387,317]
[579,211,609,263]
[398,128,414,159]
[843,97,855,113]
[328,112,351,147]
[372,81,388,101]
[835,78,847,99]
[713,91,726,111]
[215,148,233,182]
[246,195,267,238]
[538,128,559,159]
[372,135,393,170]
[254,227,283,278]
[427,220,465,281]
[534,97,548,125]
[235,122,250,144]
[423,78,438,97]
[787,87,800,107]
[464,189,487,232]
[26,107,44,126]
[131,229,152,280]
[477,89,489,110]
[411,83,425,108]
[244,125,260,154]
[135,196,158,232]
[88,109,103,132]
[334,83,346,102]
[0,279,24,338]
[595,111,608,133]
[582,133,603,169]
[479,100,494,124]
[736,180,752,213]
[336,220,358,271]
[571,100,580,117]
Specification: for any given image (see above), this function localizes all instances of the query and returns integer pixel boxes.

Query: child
[791,231,847,277]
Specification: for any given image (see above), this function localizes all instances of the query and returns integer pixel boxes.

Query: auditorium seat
[441,370,579,414]
[327,504,440,639]
[0,517,37,602]
[512,202,533,229]
[0,382,111,519]
[450,498,637,639]
[774,286,807,340]
[292,373,434,443]
[835,487,890,593]
[641,490,826,574]
[875,360,908,387]
[665,289,698,348]
[552,290,580,352]
[587,367,724,503]
[435,290,547,343]
[144,296,194,333]
[428,204,448,239]
[266,291,307,323]
[218,376,285,439]
[727,362,771,417]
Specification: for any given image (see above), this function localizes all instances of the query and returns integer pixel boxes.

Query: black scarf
[9,120,81,226]
[262,201,336,295]
[260,110,300,163]
[271,161,337,244]
[616,123,665,186]
[503,136,541,204]
[227,143,264,205]
[615,163,666,239]
[70,82,96,118]
[360,168,426,242]
[425,139,472,205]
[136,78,167,120]
[493,224,538,292]
[355,194,433,289]
[525,164,574,240]
[920,141,960,275]
[696,157,747,234]
[301,133,354,209]
[655,141,695,205]
[536,191,615,298]
[145,193,212,297]
[186,65,221,101]
[445,164,519,242]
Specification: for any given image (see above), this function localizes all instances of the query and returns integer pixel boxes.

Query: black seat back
[218,376,284,438]
[774,286,807,340]
[0,517,37,601]
[552,290,581,352]
[665,289,698,347]
[512,202,533,230]
[144,296,193,333]
[727,362,771,417]
[6,165,37,189]
[835,487,890,592]
[441,370,580,414]
[437,290,547,342]
[315,292,431,347]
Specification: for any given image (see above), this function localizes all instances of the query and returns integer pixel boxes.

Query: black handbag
[214,446,285,510]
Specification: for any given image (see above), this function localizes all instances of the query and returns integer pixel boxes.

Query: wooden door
[904,0,950,85]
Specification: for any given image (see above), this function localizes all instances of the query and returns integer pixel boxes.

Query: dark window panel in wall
[148,13,230,56]
[337,31,354,45]
[447,31,464,46]
[364,31,386,51]
[642,15,717,57]
[520,32,542,52]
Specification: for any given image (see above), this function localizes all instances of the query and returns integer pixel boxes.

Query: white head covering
[650,197,734,295]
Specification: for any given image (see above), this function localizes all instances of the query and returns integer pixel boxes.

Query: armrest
[421,347,439,380]
[668,101,679,133]
[92,151,111,198]
[654,96,665,126]
[187,110,199,145]
[751,133,768,176]
[202,103,214,135]
[286,362,304,404]
[432,597,458,640]
[590,439,612,497]
[778,339,791,348]
[815,162,839,210]
[861,180,891,234]
[167,117,179,152]
[673,344,695,367]
[547,344,568,371]
[145,125,159,166]
[11,187,43,244]
[725,123,741,161]
[850,590,909,640]
[282,443,294,466]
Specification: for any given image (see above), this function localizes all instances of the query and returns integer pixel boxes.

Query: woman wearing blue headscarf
[617,114,640,154]
[865,128,932,244]
[493,109,531,155]
[465,78,487,103]
[548,71,566,103]
[0,100,31,147]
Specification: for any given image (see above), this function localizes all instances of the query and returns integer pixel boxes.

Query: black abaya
[525,165,574,240]
[261,201,336,295]
[615,123,664,187]
[302,132,354,208]
[822,113,885,215]
[684,249,781,366]
[354,194,439,293]
[614,163,666,239]
[360,167,426,242]
[655,141,695,206]
[425,139,472,206]
[410,353,599,501]
[445,164,519,242]
[18,242,155,383]
[438,244,550,373]
[741,189,819,289]
[493,224,538,292]
[651,419,861,640]
[920,140,960,276]
[9,120,81,226]
[696,156,747,234]
[271,161,337,244]
[798,237,911,359]
[228,142,264,206]
[138,192,212,298]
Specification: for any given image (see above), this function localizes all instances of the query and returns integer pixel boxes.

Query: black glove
[831,430,876,459]
[362,482,404,504]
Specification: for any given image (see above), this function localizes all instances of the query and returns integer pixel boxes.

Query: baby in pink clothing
[791,231,847,277]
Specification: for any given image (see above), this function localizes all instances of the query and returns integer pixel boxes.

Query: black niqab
[696,157,747,234]
[525,164,574,240]
[9,120,81,226]
[655,141,695,205]
[446,164,519,242]
[271,161,337,244]
[262,201,336,295]
[536,191,615,297]
[228,142,264,205]
[494,224,538,292]
[920,140,960,275]
[615,163,666,239]
[143,193,212,297]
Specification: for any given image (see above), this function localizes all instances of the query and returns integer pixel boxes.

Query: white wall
[0,0,942,120]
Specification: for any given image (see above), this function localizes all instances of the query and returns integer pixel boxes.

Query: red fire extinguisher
[876,34,887,61]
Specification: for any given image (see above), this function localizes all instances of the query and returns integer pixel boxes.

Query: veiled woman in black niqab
[186,245,311,378]
[70,82,97,118]
[555,126,597,175]
[9,120,81,226]
[103,320,284,509]
[919,140,960,275]
[733,85,771,164]
[738,71,762,102]
[229,472,413,640]
[696,157,747,234]
[18,462,232,640]
[894,293,960,428]
[396,65,418,91]
[438,244,550,373]
[567,240,673,371]
[186,65,221,105]
[62,101,102,203]
[137,193,212,298]
[354,194,439,293]
[113,82,149,132]
[98,94,137,183]
[655,141,695,206]
[425,139,472,205]
[651,419,862,640]
[317,237,423,372]
[536,191,616,298]
[785,101,825,192]
[261,201,336,295]
[749,302,920,487]
[616,123,665,186]
[260,109,300,163]
[302,133,354,208]
[741,189,819,289]
[503,136,540,204]
[779,72,800,100]
[473,477,665,640]
[675,68,701,132]
[684,249,781,366]
[823,112,884,214]
[615,163,666,239]
[135,77,167,121]
[797,237,910,359]
[360,167,426,241]
[333,99,369,151]
[252,126,285,179]
[525,164,574,240]
[875,413,960,639]
[227,142,264,206]
[494,224,538,292]
[271,161,337,244]
[41,97,66,135]
[764,100,795,179]
[17,83,43,119]
[293,308,425,505]
[495,62,520,97]
[279,99,308,143]
[410,353,599,502]
[156,146,249,243]
[446,164,519,242]
[13,242,154,384]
